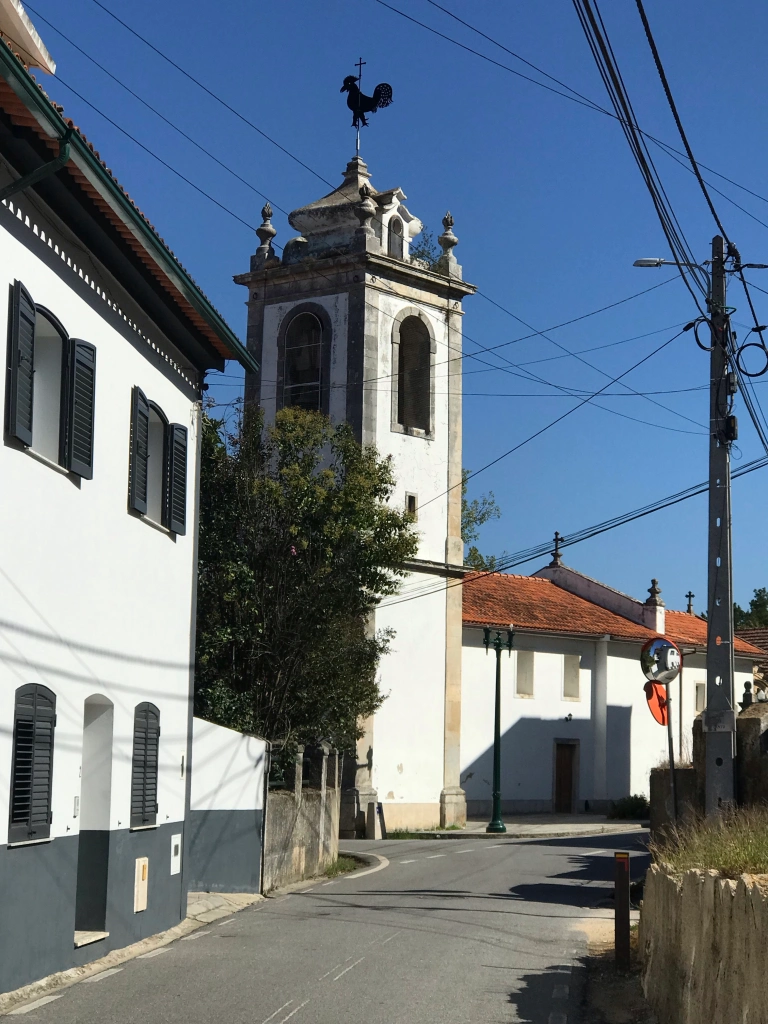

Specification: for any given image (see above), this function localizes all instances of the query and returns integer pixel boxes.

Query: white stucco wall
[461,629,594,811]
[374,580,447,817]
[0,198,199,843]
[190,719,266,813]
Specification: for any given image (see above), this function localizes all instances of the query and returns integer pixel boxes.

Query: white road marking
[270,896,290,903]
[138,947,169,958]
[9,995,63,1014]
[487,844,507,848]
[260,1001,293,1024]
[216,918,235,927]
[400,859,416,864]
[381,930,401,945]
[426,854,446,859]
[318,957,350,980]
[277,1001,309,1023]
[553,984,570,999]
[333,956,365,981]
[338,851,389,878]
[322,881,335,886]
[82,967,123,982]
[181,930,210,940]
[456,848,477,854]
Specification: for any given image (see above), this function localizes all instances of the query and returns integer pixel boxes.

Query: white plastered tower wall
[236,156,475,833]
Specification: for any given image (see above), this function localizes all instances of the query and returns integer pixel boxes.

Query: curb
[264,851,388,897]
[384,824,647,842]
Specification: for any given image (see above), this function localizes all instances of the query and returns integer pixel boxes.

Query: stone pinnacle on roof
[645,579,665,608]
[549,531,564,568]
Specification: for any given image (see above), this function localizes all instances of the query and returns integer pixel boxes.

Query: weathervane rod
[355,56,365,156]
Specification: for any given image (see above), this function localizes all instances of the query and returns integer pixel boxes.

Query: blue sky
[25,0,768,612]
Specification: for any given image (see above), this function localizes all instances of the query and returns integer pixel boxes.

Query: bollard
[614,851,630,971]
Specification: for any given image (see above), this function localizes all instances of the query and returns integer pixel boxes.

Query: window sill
[514,692,535,699]
[390,422,434,441]
[129,824,158,832]
[562,696,582,702]
[128,509,176,540]
[7,443,82,487]
[74,931,109,948]
[7,837,53,848]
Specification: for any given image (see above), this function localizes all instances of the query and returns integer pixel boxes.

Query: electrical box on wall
[134,857,149,913]
[170,833,182,875]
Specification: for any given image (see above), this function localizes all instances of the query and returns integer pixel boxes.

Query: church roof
[463,572,763,656]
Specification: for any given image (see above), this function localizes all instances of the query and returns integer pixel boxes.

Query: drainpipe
[592,635,609,807]
[0,129,72,203]
[259,740,271,896]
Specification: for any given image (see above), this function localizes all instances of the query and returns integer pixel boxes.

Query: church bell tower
[235,155,475,831]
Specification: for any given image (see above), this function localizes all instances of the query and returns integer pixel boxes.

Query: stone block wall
[640,864,768,1023]
[262,746,340,892]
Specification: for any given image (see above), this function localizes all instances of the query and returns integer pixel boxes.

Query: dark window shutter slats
[130,703,159,827]
[7,281,36,446]
[66,340,96,479]
[129,387,150,514]
[8,685,56,843]
[166,423,187,535]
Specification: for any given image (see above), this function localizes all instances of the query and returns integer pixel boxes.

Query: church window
[388,217,404,259]
[397,316,431,432]
[563,655,581,700]
[283,312,324,411]
[516,651,534,697]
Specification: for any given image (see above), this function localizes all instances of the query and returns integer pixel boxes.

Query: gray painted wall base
[186,809,263,894]
[0,822,184,996]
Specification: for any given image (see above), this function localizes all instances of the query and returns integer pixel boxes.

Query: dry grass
[649,805,768,878]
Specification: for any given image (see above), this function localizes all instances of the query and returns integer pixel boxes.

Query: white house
[0,15,255,995]
[460,555,761,816]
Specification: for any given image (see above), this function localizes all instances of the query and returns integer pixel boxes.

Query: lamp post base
[486,820,507,834]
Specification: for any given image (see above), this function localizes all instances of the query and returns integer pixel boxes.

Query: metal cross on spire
[354,58,366,155]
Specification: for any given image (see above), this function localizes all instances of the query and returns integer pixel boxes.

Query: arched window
[9,684,57,843]
[397,316,431,432]
[283,312,323,411]
[130,703,160,828]
[388,216,404,259]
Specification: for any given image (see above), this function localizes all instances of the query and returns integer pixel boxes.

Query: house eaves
[0,39,258,374]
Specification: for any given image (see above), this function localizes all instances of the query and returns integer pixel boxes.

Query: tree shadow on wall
[461,707,632,810]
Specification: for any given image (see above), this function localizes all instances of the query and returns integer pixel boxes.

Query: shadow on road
[507,962,584,1023]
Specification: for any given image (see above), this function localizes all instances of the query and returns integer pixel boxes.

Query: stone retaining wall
[640,864,768,1023]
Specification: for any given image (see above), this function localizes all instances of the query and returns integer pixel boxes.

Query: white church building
[237,154,761,834]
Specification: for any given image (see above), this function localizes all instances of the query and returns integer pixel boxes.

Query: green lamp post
[483,625,514,834]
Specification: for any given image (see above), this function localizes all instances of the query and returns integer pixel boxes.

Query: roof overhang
[0,39,257,374]
[0,0,54,74]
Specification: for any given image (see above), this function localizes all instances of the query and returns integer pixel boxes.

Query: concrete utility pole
[704,235,737,814]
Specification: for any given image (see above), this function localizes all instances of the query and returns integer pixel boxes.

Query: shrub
[607,794,650,819]
[649,805,768,877]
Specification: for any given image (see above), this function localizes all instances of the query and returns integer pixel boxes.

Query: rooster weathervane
[340,58,393,155]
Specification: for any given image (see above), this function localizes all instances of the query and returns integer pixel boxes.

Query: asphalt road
[11,831,648,1024]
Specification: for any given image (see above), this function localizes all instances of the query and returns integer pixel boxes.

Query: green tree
[461,468,504,570]
[409,227,441,268]
[195,407,418,749]
[734,588,768,629]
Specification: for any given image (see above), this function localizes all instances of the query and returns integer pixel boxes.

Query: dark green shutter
[130,703,159,827]
[166,424,187,535]
[8,684,56,844]
[129,387,150,514]
[66,340,96,479]
[7,281,36,446]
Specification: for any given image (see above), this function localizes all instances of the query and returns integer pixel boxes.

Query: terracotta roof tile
[462,572,763,657]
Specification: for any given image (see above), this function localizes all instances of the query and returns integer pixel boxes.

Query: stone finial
[686,590,695,615]
[549,531,564,568]
[435,210,462,280]
[251,201,277,269]
[645,579,665,608]
[354,182,377,250]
